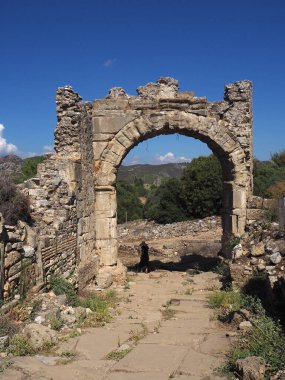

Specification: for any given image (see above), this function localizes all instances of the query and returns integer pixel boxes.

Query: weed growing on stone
[58,328,81,342]
[128,323,148,344]
[106,348,131,361]
[50,316,64,331]
[161,307,177,320]
[80,290,118,327]
[207,290,242,312]
[50,276,79,306]
[56,350,77,365]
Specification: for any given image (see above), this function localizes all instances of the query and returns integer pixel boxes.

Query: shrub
[207,290,242,312]
[79,290,118,327]
[50,276,79,307]
[0,177,30,225]
[50,317,64,331]
[8,334,35,356]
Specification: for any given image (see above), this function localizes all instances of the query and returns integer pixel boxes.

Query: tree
[144,178,188,224]
[181,155,223,218]
[271,150,285,167]
[116,181,143,224]
[253,159,285,198]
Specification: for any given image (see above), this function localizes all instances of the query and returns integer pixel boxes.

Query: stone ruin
[1,77,258,301]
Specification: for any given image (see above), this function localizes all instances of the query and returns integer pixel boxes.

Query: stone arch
[94,112,249,266]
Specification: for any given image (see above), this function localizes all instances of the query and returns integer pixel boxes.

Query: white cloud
[155,151,191,163]
[43,145,55,154]
[0,124,18,156]
[102,58,117,68]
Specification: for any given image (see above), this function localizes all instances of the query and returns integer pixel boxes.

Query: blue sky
[0,0,284,163]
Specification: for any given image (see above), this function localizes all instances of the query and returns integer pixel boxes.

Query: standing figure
[138,241,150,273]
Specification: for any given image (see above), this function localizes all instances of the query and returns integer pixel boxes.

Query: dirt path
[1,270,231,380]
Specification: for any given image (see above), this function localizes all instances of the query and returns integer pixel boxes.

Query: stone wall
[247,195,276,222]
[0,214,38,302]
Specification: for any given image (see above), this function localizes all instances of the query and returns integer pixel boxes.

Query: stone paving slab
[105,371,171,380]
[112,343,188,373]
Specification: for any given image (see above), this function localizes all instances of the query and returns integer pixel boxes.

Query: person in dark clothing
[138,241,150,273]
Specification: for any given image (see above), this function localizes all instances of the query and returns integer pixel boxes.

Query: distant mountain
[0,155,23,177]
[0,155,47,183]
[117,163,188,185]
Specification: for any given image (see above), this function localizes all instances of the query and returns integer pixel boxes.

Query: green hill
[117,163,188,185]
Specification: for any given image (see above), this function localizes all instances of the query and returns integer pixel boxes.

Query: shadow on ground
[128,253,221,273]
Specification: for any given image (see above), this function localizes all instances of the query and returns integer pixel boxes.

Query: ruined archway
[91,78,252,269]
[29,77,252,287]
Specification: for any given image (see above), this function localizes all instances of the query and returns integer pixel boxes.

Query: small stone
[117,343,131,352]
[250,257,258,265]
[270,252,282,265]
[0,336,9,350]
[22,245,35,258]
[35,315,46,324]
[233,244,244,259]
[251,242,265,257]
[257,264,266,271]
[239,321,252,330]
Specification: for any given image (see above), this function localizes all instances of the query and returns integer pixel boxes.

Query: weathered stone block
[233,189,247,209]
[247,209,264,221]
[95,217,117,240]
[92,116,135,134]
[247,195,263,209]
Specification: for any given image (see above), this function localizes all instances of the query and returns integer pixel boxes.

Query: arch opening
[94,112,250,267]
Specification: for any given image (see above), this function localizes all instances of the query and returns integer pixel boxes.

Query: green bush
[50,276,78,307]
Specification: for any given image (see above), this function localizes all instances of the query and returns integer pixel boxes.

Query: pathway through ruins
[1,269,231,380]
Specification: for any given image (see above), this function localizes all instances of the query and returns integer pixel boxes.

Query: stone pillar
[223,80,253,193]
[94,186,117,267]
[54,86,82,157]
